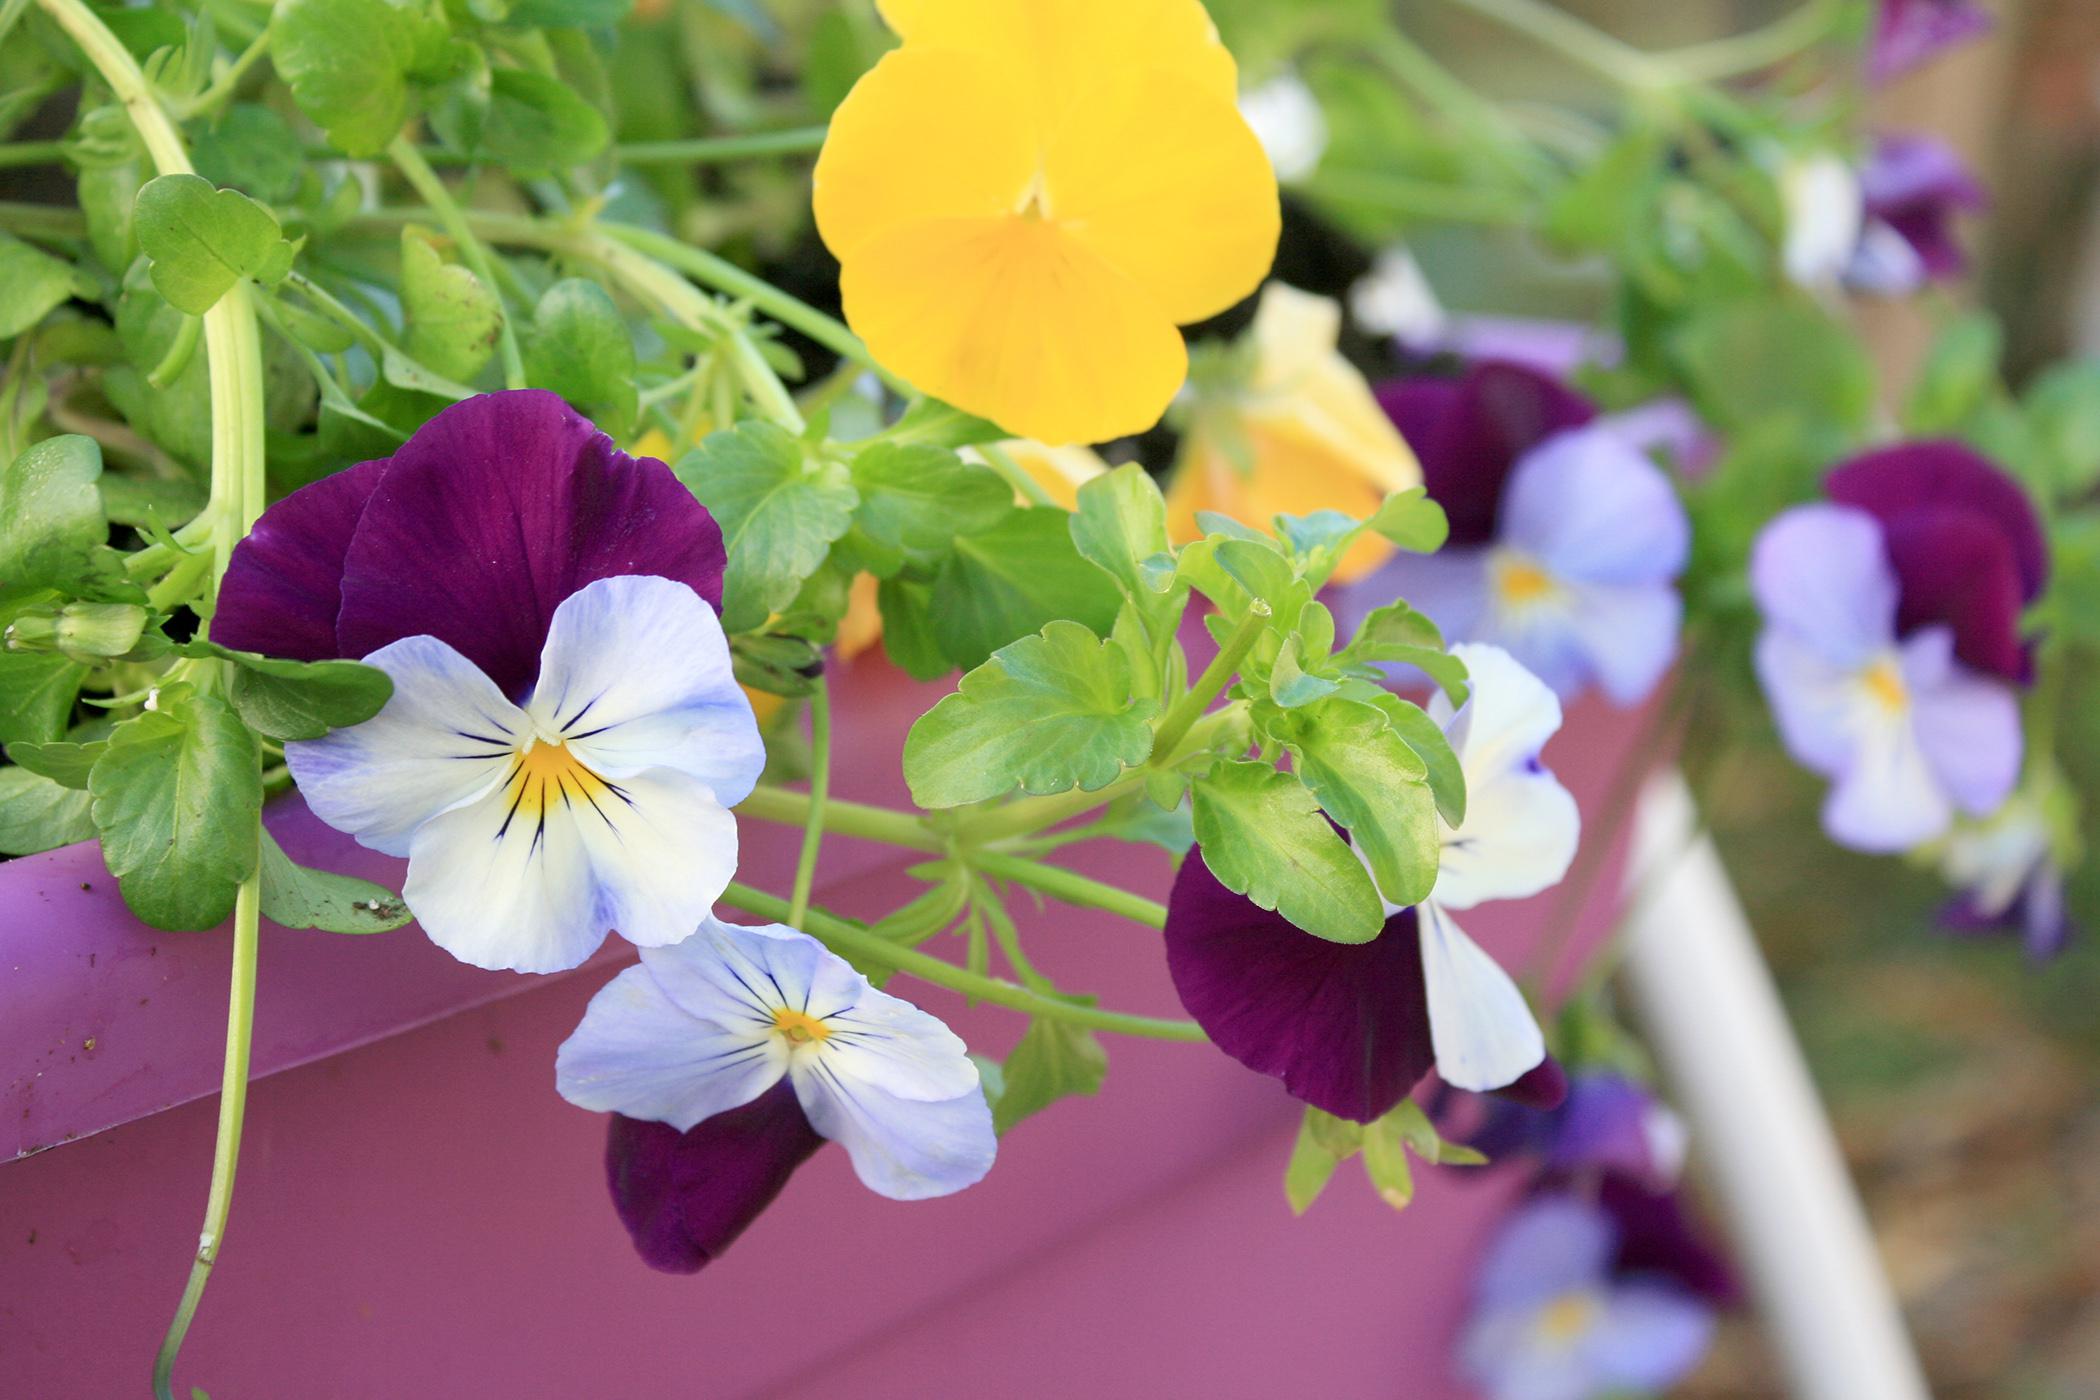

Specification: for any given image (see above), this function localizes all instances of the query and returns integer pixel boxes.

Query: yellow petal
[1165,427,1400,585]
[1244,283,1420,496]
[836,571,885,660]
[813,47,1040,261]
[630,427,676,462]
[839,215,1188,446]
[875,0,1238,113]
[967,439,1112,509]
[1046,70,1280,325]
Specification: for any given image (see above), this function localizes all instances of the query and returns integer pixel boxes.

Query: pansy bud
[5,601,159,664]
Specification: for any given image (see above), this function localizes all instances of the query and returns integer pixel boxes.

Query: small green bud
[5,602,160,663]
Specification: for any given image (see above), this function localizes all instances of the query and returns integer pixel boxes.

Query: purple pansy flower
[1751,447,2039,853]
[1849,135,1988,295]
[559,917,996,1270]
[1166,645,1578,1118]
[214,391,763,973]
[1361,363,1689,706]
[1872,0,1992,84]
[1459,1194,1717,1400]
[1938,792,2078,962]
[1469,1070,1689,1193]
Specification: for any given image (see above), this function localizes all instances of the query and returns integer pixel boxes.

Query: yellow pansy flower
[813,0,1280,448]
[1166,282,1421,584]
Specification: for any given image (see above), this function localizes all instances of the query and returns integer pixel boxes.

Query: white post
[1618,771,1931,1400]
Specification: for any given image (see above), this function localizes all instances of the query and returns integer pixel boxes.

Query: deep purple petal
[1884,507,2032,681]
[604,1082,825,1275]
[1943,871,2077,963]
[210,459,386,660]
[336,391,728,698]
[1598,1173,1742,1306]
[1862,135,1986,282]
[1376,362,1596,547]
[1490,1054,1569,1111]
[1871,0,1993,84]
[1163,851,1434,1124]
[1826,441,2045,597]
[1546,1073,1661,1180]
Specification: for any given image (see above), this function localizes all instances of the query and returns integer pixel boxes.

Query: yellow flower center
[1536,1290,1601,1345]
[1013,169,1055,222]
[505,737,612,820]
[1491,551,1561,608]
[1862,655,1909,715]
[772,1007,832,1045]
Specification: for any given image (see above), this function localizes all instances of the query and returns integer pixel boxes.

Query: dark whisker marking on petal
[564,722,617,742]
[493,765,529,841]
[573,780,621,836]
[721,963,775,1016]
[561,692,606,731]
[762,968,792,1009]
[452,729,513,748]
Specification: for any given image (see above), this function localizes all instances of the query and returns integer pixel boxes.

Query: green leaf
[850,443,1012,556]
[931,508,1124,671]
[881,396,1008,450]
[1903,311,2003,436]
[524,278,637,431]
[1070,463,1173,606]
[1368,693,1466,828]
[275,0,452,156]
[182,641,394,741]
[1269,635,1340,708]
[1542,123,1664,253]
[0,766,96,855]
[1387,1098,1487,1167]
[1341,600,1470,705]
[1284,1109,1344,1214]
[400,226,501,384]
[0,652,86,745]
[676,422,859,634]
[1189,759,1384,943]
[478,69,611,172]
[1366,487,1449,553]
[87,686,262,930]
[259,830,413,933]
[875,574,951,681]
[5,738,105,789]
[192,104,304,204]
[903,620,1155,808]
[0,233,92,338]
[1672,300,1875,436]
[1176,534,1308,632]
[0,435,109,594]
[1267,696,1440,910]
[133,174,288,315]
[2024,359,2100,497]
[993,1013,1108,1134]
[1360,1112,1417,1209]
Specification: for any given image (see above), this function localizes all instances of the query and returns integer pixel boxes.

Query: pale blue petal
[285,635,524,857]
[403,778,610,972]
[554,962,786,1129]
[1824,710,1952,853]
[1905,629,2022,817]
[1750,505,1897,666]
[1562,578,1682,706]
[1499,427,1690,585]
[1753,628,1860,779]
[563,768,740,948]
[639,918,824,1026]
[528,574,765,806]
[792,1067,996,1200]
[816,982,983,1104]
[1421,902,1546,1093]
[1474,1196,1616,1308]
[1459,1307,1594,1400]
[1584,1284,1717,1394]
[1351,548,1492,647]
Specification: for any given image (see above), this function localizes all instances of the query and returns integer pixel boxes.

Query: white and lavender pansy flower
[1164,644,1575,1119]
[558,917,996,1228]
[1238,70,1327,184]
[211,390,759,974]
[1460,1194,1717,1400]
[1751,504,2020,853]
[1778,150,1866,290]
[1937,790,2078,962]
[1358,363,1689,706]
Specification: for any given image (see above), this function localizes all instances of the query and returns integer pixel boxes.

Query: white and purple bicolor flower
[556,917,996,1271]
[1468,1070,1689,1194]
[1938,793,2077,962]
[1459,1195,1717,1400]
[212,390,763,974]
[1165,644,1577,1119]
[1355,363,1690,706]
[1781,137,1985,296]
[1872,0,1992,84]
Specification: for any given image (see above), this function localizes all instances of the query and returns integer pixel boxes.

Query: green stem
[971,851,1168,930]
[739,784,947,854]
[721,882,1205,1042]
[785,676,831,929]
[174,17,274,119]
[1439,0,1669,89]
[0,139,65,169]
[150,875,260,1400]
[1303,169,1533,226]
[1365,30,1556,191]
[980,444,1056,508]
[146,312,202,390]
[1659,0,1843,82]
[0,200,87,241]
[1152,604,1268,759]
[386,136,526,391]
[615,126,828,165]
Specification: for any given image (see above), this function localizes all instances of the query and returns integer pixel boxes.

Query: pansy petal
[875,0,1238,112]
[565,769,741,949]
[1872,0,1993,83]
[1823,707,1950,853]
[1752,628,1859,778]
[1584,1284,1716,1394]
[813,986,983,1104]
[336,391,728,699]
[282,635,524,858]
[812,47,1039,260]
[640,920,823,1026]
[1435,764,1580,912]
[1561,578,1683,707]
[1905,630,2022,816]
[1164,853,1435,1123]
[840,216,1187,445]
[1749,505,1898,667]
[555,963,786,1130]
[1499,426,1690,585]
[1881,506,2032,682]
[528,575,764,804]
[1420,902,1546,1093]
[1826,440,2045,598]
[1473,1194,1617,1308]
[401,780,605,973]
[1046,70,1279,325]
[603,1087,824,1274]
[1435,642,1566,776]
[1378,363,1596,547]
[792,1070,996,1201]
[1598,1174,1742,1304]
[1342,548,1491,655]
[211,459,384,661]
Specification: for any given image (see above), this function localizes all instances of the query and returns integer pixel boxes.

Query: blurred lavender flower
[1848,134,1988,295]
[1459,1195,1716,1400]
[1938,791,2079,962]
[1357,363,1689,705]
[1872,0,1992,84]
[1470,1070,1689,1193]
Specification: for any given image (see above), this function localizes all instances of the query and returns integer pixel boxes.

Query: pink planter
[0,659,1645,1398]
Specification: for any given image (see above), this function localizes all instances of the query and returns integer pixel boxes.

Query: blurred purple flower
[1847,134,1988,295]
[1751,503,2021,853]
[1470,1071,1689,1193]
[1939,796,2078,962]
[1872,0,1992,84]
[1360,363,1689,705]
[1459,1194,1716,1400]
